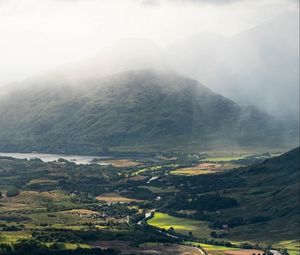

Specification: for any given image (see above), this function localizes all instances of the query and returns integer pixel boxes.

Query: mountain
[0,69,294,154]
[184,147,300,243]
[167,12,299,120]
[229,147,300,242]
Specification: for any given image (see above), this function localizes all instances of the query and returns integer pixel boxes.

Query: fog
[0,0,299,118]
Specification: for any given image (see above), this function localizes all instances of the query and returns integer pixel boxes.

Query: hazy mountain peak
[18,38,173,88]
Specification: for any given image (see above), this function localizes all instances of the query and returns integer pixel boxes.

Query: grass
[169,162,240,176]
[100,159,141,167]
[276,240,300,255]
[184,242,239,251]
[0,231,31,244]
[201,156,245,162]
[170,168,214,176]
[27,179,58,185]
[64,243,91,249]
[132,166,163,176]
[29,211,83,226]
[147,212,211,238]
[132,164,179,176]
[45,243,91,249]
[95,193,141,203]
[138,186,178,193]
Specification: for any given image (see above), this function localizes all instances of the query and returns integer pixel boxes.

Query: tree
[13,238,45,252]
[0,243,12,253]
[210,231,218,238]
[282,249,290,255]
[6,188,20,197]
[168,226,175,234]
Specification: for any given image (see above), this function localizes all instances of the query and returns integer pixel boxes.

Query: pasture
[170,167,214,176]
[95,193,141,204]
[147,212,211,238]
[100,159,141,167]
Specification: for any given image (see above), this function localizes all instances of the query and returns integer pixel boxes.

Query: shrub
[6,188,20,197]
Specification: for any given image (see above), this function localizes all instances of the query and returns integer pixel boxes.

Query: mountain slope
[225,147,300,242]
[0,69,292,154]
[181,147,300,243]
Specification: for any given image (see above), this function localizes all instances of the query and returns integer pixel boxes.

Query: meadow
[147,212,212,238]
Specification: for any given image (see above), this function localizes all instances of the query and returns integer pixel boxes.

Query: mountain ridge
[0,69,295,154]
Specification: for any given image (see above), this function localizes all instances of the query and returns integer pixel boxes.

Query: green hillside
[0,70,295,154]
[167,147,300,244]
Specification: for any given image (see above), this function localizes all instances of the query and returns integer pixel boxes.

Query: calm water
[0,152,111,165]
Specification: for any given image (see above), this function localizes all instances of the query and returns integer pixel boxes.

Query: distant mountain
[167,12,299,120]
[0,69,294,154]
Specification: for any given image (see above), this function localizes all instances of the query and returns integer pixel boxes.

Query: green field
[184,242,240,252]
[276,240,300,255]
[170,168,213,176]
[0,232,32,244]
[201,155,245,162]
[138,186,178,193]
[147,212,211,238]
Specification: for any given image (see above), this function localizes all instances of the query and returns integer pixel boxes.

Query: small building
[155,196,161,201]
[269,250,282,255]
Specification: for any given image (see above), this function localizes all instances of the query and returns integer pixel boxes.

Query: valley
[0,148,298,255]
[0,2,298,255]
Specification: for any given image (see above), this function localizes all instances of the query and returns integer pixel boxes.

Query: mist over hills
[167,12,299,120]
[0,69,295,154]
[4,12,298,121]
[0,12,299,154]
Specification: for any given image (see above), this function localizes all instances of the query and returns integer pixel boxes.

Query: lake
[0,152,111,165]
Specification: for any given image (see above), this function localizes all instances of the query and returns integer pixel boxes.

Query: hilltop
[0,70,293,154]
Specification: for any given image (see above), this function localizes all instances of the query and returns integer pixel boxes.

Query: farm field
[170,167,215,176]
[185,242,264,255]
[94,241,204,255]
[95,192,142,203]
[202,156,245,162]
[147,212,212,238]
[100,159,141,167]
[169,162,240,176]
[138,185,179,193]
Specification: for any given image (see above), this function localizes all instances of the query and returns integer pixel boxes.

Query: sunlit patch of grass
[184,241,239,251]
[96,192,141,203]
[147,212,211,238]
[170,168,214,176]
[45,242,91,249]
[100,159,141,168]
[27,179,58,185]
[0,231,31,244]
[201,156,245,162]
[132,164,179,176]
[276,240,300,255]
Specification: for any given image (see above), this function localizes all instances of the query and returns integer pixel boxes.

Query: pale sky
[0,0,298,86]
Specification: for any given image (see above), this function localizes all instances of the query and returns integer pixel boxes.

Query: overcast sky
[0,0,298,86]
